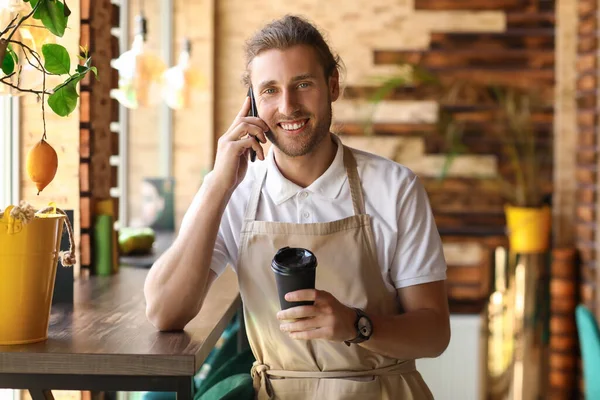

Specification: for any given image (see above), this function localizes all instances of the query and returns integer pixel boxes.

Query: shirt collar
[265,134,348,205]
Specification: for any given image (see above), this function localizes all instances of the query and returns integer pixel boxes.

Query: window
[0,390,17,400]
[0,96,18,207]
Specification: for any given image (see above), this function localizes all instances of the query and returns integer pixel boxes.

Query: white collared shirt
[184,135,447,293]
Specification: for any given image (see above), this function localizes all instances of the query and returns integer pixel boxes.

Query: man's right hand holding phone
[211,96,269,196]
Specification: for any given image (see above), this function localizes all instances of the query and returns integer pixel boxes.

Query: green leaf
[48,81,78,116]
[9,45,18,66]
[2,47,15,75]
[42,43,70,75]
[63,0,71,17]
[33,0,68,37]
[52,70,85,92]
[90,66,98,77]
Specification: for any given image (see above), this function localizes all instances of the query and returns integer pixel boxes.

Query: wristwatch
[344,308,373,346]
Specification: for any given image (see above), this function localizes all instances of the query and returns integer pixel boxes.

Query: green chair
[194,317,242,387]
[197,374,254,400]
[575,305,600,400]
[139,392,176,400]
[196,347,255,397]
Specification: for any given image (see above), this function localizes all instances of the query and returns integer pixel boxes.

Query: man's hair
[242,15,343,87]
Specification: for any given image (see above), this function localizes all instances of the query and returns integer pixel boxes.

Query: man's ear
[329,68,340,102]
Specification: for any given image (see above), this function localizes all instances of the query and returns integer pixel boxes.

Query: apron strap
[244,164,268,222]
[251,359,416,399]
[269,359,415,379]
[342,146,365,215]
[251,361,275,399]
[243,143,365,222]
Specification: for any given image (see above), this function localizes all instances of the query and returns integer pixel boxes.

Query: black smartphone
[247,87,259,162]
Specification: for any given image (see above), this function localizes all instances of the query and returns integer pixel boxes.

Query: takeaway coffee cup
[271,246,318,310]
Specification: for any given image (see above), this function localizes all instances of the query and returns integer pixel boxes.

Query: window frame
[0,96,19,208]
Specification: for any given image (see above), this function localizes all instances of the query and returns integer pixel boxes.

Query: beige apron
[237,146,434,400]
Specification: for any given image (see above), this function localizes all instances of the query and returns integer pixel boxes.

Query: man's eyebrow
[290,73,317,82]
[256,74,317,91]
[257,80,277,91]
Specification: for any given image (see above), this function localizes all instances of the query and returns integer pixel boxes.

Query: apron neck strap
[343,146,365,215]
[244,145,365,222]
[244,163,267,222]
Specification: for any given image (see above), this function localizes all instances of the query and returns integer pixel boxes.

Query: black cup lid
[272,247,317,272]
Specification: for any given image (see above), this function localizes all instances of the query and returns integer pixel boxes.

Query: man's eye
[264,88,276,94]
[298,82,310,88]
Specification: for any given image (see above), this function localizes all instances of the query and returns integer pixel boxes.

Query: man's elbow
[145,302,188,332]
[430,317,451,357]
[144,285,188,331]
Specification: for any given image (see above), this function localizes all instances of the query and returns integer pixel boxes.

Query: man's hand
[277,289,357,342]
[212,96,269,195]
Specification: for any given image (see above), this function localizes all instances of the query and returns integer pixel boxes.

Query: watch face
[357,316,372,337]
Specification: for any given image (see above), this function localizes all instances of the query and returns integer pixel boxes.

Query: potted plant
[0,0,96,345]
[365,66,552,254]
[440,83,552,253]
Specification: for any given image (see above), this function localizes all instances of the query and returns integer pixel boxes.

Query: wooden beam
[89,0,114,200]
[552,0,578,250]
[374,49,555,69]
[334,122,434,137]
[341,85,439,101]
[430,30,555,51]
[415,0,532,11]
[506,12,555,28]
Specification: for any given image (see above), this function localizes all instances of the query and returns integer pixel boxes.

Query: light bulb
[111,14,165,109]
[162,38,204,110]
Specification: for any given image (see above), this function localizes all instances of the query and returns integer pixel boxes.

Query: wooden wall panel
[79,0,119,274]
[415,0,555,11]
[335,2,556,233]
[575,0,599,318]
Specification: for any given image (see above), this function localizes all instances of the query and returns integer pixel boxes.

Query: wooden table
[0,267,241,400]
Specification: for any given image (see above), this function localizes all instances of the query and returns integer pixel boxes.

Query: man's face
[141,181,164,226]
[250,45,339,158]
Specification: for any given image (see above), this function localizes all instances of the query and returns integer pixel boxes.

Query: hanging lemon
[26,139,58,195]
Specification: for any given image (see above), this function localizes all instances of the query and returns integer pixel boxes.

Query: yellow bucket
[0,204,74,345]
[505,205,551,254]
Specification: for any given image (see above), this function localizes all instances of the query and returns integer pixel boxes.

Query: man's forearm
[144,180,231,331]
[358,309,450,360]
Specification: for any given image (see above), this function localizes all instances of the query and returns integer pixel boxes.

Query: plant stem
[19,24,48,29]
[9,40,57,76]
[41,57,46,140]
[7,1,41,42]
[0,73,50,95]
[0,15,19,37]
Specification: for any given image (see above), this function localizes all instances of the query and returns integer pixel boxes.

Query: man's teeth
[281,120,306,131]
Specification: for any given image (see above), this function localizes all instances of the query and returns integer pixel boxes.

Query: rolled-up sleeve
[390,174,447,289]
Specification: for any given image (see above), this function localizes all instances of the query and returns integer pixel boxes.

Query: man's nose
[279,90,299,117]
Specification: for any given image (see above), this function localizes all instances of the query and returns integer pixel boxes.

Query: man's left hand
[277,289,356,342]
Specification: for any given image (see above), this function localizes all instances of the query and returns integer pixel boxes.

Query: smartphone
[247,87,259,162]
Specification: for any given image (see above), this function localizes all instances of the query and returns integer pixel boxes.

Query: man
[144,14,450,399]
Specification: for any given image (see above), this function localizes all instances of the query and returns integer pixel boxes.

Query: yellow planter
[0,204,73,345]
[505,205,551,254]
